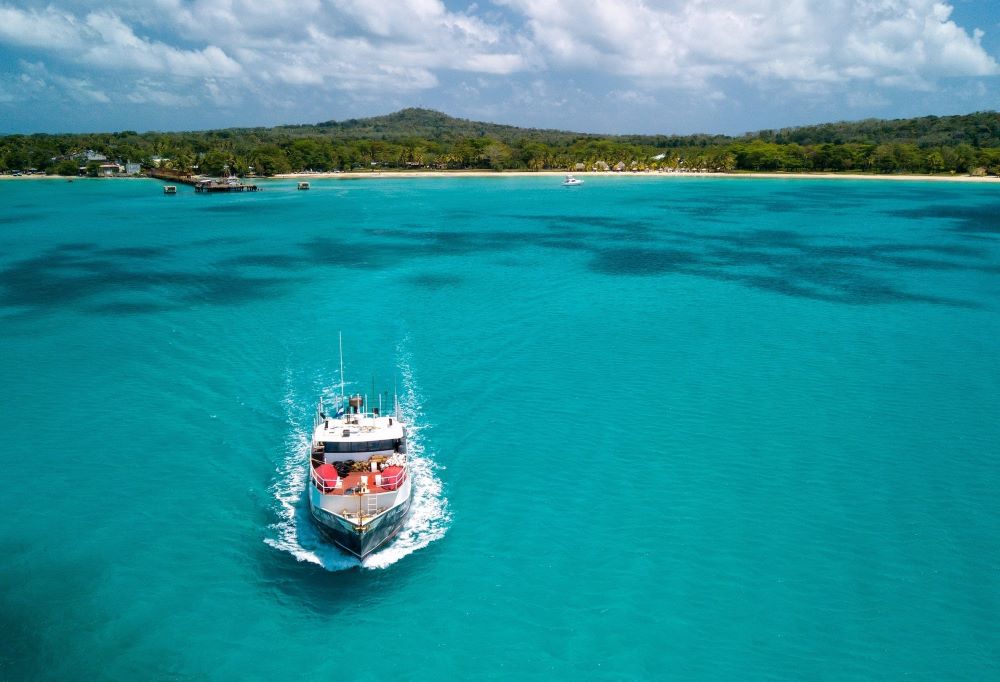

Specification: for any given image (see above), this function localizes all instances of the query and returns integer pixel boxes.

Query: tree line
[2,109,999,176]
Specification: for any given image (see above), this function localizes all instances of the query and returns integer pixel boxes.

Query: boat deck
[311,459,405,496]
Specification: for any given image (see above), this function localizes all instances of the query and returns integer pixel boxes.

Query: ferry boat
[308,342,411,560]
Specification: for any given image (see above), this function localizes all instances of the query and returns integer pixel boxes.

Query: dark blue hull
[310,495,411,560]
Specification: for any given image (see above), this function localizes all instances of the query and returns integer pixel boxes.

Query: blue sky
[1,0,998,135]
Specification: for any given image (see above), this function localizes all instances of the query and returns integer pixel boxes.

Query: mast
[339,331,345,414]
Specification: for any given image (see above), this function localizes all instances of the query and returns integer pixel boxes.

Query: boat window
[323,439,396,454]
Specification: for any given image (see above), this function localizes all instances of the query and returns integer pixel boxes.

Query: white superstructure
[306,336,412,559]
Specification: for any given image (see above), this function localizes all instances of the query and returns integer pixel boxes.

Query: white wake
[265,344,450,570]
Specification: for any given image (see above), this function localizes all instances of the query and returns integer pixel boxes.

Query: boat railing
[315,413,401,434]
[311,467,341,493]
[342,409,394,423]
[314,396,397,427]
[315,478,400,520]
[310,464,407,495]
[314,399,325,432]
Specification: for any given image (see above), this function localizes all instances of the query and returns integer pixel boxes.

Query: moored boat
[307,339,411,560]
[297,181,311,190]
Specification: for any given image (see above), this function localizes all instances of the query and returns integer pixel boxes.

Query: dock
[193,178,259,192]
[147,168,258,192]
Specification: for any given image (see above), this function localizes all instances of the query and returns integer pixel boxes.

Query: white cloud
[202,78,239,108]
[0,5,85,49]
[14,60,110,103]
[0,0,534,109]
[61,76,112,103]
[0,4,242,81]
[0,0,997,130]
[608,89,655,105]
[126,79,197,106]
[463,53,527,74]
[498,0,1000,89]
[846,89,892,108]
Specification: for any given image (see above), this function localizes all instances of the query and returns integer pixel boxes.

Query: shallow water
[1,176,998,679]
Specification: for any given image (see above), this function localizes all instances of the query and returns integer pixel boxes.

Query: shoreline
[2,171,997,183]
[272,170,1000,183]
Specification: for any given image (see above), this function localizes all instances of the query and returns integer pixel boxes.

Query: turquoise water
[1,176,998,679]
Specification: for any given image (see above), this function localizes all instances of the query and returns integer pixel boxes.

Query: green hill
[281,107,1000,149]
[766,112,1000,148]
[278,107,601,146]
[2,108,999,176]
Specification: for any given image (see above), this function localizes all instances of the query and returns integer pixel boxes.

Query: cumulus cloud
[0,0,536,112]
[13,59,110,103]
[0,0,997,131]
[0,5,84,48]
[0,5,241,78]
[499,0,1000,88]
[126,79,198,107]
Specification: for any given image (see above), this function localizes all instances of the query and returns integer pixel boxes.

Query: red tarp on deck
[315,463,339,492]
[381,465,405,490]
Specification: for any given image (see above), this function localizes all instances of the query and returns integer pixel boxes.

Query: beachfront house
[124,161,142,175]
[98,163,121,176]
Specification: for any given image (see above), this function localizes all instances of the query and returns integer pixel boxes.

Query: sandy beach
[3,170,997,183]
[271,170,1000,183]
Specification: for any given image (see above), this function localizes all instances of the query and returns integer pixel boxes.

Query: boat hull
[310,493,411,560]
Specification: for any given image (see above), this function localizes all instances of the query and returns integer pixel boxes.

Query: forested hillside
[2,108,999,176]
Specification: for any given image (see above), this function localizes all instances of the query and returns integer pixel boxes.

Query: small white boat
[297,181,310,190]
[163,185,177,194]
[562,175,584,186]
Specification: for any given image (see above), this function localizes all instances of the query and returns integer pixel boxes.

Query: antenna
[339,331,345,411]
[394,376,399,421]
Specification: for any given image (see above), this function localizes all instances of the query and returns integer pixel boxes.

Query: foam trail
[361,339,451,569]
[264,372,358,570]
[265,344,450,570]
